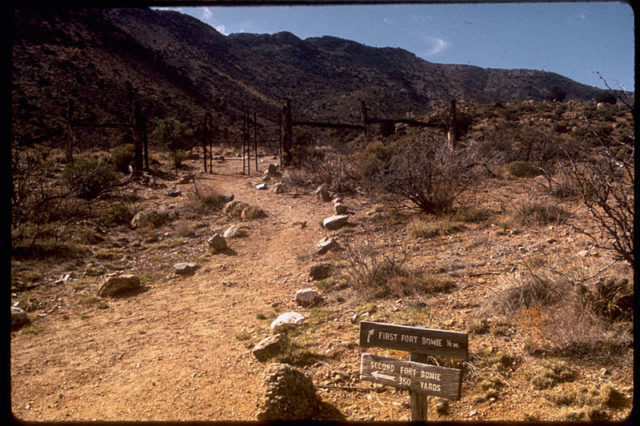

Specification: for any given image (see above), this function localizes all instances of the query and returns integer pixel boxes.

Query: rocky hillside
[11,7,613,147]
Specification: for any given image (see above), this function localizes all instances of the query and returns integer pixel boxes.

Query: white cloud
[421,35,450,56]
[215,24,228,35]
[201,7,212,21]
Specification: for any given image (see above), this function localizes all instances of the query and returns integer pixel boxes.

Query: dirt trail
[10,157,344,421]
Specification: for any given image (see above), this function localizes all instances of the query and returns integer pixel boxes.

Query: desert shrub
[529,360,577,390]
[568,140,634,264]
[151,117,194,172]
[370,135,482,214]
[586,277,633,322]
[62,156,119,199]
[99,201,134,226]
[189,180,231,214]
[481,266,632,357]
[341,228,412,299]
[407,216,465,239]
[303,150,359,193]
[594,92,617,105]
[515,201,569,226]
[549,85,567,102]
[110,143,136,173]
[282,143,325,169]
[537,163,582,199]
[452,206,491,223]
[553,123,569,133]
[505,161,543,177]
[358,139,400,178]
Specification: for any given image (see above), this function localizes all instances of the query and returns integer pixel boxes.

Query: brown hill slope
[12,7,612,147]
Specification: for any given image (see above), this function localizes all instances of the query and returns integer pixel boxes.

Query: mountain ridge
[11,7,615,147]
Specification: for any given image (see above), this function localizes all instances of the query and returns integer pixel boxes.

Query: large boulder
[256,363,344,420]
[11,307,30,329]
[316,237,338,255]
[174,262,199,276]
[223,200,249,218]
[270,312,305,333]
[98,274,141,297]
[252,334,288,362]
[241,205,267,221]
[295,288,321,306]
[207,234,228,252]
[322,215,349,230]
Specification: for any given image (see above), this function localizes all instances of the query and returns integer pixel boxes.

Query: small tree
[151,117,193,176]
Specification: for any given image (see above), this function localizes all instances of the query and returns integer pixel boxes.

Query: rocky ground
[10,151,634,421]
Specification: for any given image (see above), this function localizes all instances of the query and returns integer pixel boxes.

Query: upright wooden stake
[246,111,251,176]
[64,99,75,163]
[242,113,247,175]
[132,99,144,174]
[410,352,429,421]
[360,100,370,144]
[448,98,457,149]
[254,111,258,172]
[281,98,292,166]
[142,113,148,171]
[202,112,210,173]
[278,111,283,167]
[209,125,213,174]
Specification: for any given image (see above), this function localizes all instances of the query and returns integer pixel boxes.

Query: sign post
[359,321,468,420]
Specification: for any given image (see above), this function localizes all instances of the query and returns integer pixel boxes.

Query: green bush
[62,157,119,199]
[110,143,136,173]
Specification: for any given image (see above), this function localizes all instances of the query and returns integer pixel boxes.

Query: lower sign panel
[360,353,462,400]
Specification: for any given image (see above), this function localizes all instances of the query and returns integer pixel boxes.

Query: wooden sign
[360,353,462,400]
[359,321,468,360]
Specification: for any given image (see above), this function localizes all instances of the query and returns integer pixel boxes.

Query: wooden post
[142,113,149,171]
[360,100,369,144]
[246,111,251,176]
[278,111,283,167]
[132,99,144,174]
[202,113,209,173]
[242,113,247,175]
[64,99,75,163]
[209,124,214,174]
[281,98,292,166]
[410,352,429,421]
[448,99,457,149]
[254,110,258,172]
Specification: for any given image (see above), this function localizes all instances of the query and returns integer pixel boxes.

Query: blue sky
[158,2,635,91]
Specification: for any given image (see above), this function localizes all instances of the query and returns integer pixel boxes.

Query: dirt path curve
[11,157,344,421]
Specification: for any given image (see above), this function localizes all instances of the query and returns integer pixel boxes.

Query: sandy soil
[10,154,634,421]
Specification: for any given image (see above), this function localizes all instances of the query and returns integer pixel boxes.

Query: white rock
[270,312,306,333]
[223,225,247,239]
[322,215,349,230]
